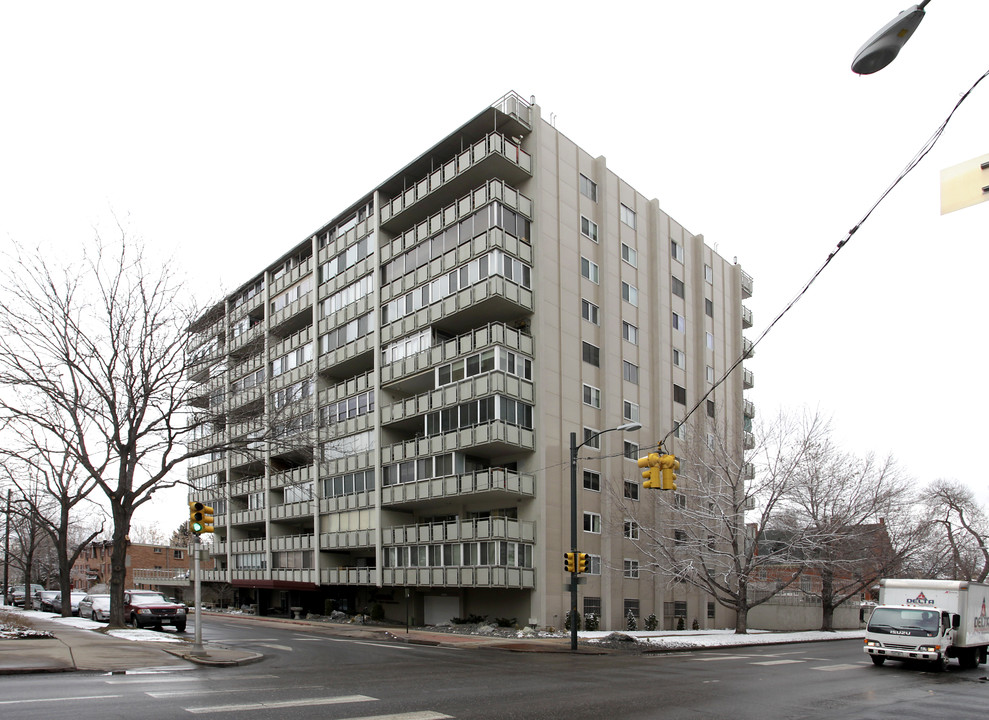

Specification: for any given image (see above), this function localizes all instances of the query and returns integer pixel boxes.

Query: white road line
[335,713,454,720]
[105,673,277,685]
[812,663,863,671]
[319,637,418,651]
[256,643,294,651]
[0,695,124,705]
[751,659,805,665]
[185,694,377,714]
[693,655,749,661]
[148,685,322,699]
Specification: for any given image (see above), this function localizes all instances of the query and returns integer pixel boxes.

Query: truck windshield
[868,607,940,636]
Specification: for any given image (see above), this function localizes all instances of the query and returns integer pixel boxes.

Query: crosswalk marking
[256,643,293,651]
[693,655,749,662]
[751,659,804,665]
[106,673,277,685]
[148,685,322,698]
[811,663,862,671]
[0,695,124,706]
[185,694,377,714]
[335,713,454,720]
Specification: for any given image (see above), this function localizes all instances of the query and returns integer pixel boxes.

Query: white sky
[2,1,988,530]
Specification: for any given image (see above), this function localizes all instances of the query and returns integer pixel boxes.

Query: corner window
[623,400,639,423]
[620,204,636,229]
[672,277,684,299]
[581,216,599,242]
[623,361,639,385]
[583,512,602,534]
[583,427,601,449]
[583,470,601,492]
[622,322,638,345]
[673,312,685,333]
[673,384,687,405]
[705,298,714,317]
[582,342,600,367]
[671,239,684,263]
[673,348,686,369]
[704,264,714,284]
[582,299,600,325]
[624,479,639,500]
[622,282,638,307]
[621,243,637,267]
[706,332,715,350]
[582,384,601,408]
[580,174,598,201]
[581,257,600,284]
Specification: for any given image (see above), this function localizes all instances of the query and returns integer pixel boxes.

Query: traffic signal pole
[569,431,579,653]
[190,534,206,656]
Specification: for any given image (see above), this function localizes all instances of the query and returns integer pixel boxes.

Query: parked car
[123,590,187,632]
[35,590,61,612]
[52,590,88,615]
[9,584,45,607]
[78,594,111,622]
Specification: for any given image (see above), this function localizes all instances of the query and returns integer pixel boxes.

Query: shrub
[645,613,658,631]
[495,617,517,628]
[584,613,599,631]
[626,610,637,631]
[370,603,385,621]
[692,618,700,630]
[564,609,581,631]
[677,616,685,631]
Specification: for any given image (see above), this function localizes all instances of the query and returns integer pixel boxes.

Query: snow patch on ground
[582,628,865,649]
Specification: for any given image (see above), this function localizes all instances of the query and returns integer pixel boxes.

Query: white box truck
[864,579,989,670]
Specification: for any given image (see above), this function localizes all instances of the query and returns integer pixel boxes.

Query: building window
[584,596,602,616]
[672,348,685,369]
[708,601,716,619]
[675,530,687,545]
[583,427,601,449]
[623,560,639,578]
[582,299,600,325]
[582,342,600,367]
[620,204,636,229]
[706,365,715,383]
[623,361,639,385]
[583,470,601,492]
[580,173,598,201]
[671,239,684,262]
[586,556,602,576]
[706,400,715,418]
[673,384,687,405]
[621,243,637,267]
[672,312,685,332]
[624,441,639,460]
[673,422,686,440]
[581,257,599,284]
[173,550,184,560]
[622,321,638,345]
[705,298,714,317]
[622,282,638,307]
[624,479,639,500]
[623,400,639,423]
[582,384,601,408]
[706,332,715,350]
[624,599,640,618]
[624,520,640,540]
[672,276,685,298]
[704,264,714,284]
[581,216,599,242]
[676,493,686,508]
[583,512,602,534]
[153,547,163,554]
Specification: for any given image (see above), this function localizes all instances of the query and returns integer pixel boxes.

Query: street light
[568,422,642,652]
[851,1,929,75]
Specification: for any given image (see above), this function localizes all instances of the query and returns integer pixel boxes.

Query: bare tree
[616,409,829,633]
[926,480,988,582]
[0,440,104,616]
[0,233,221,626]
[788,443,920,630]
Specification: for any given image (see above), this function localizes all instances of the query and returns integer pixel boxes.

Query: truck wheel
[958,649,978,670]
[174,621,186,633]
[871,656,886,666]
[933,653,949,672]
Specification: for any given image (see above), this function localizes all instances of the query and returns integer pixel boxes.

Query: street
[1,617,986,719]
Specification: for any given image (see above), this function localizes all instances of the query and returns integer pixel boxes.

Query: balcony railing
[381,469,534,507]
[383,516,534,545]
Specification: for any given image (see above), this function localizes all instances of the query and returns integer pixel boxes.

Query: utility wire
[661,66,989,451]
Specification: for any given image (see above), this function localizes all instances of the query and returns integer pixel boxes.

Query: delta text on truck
[864,578,989,671]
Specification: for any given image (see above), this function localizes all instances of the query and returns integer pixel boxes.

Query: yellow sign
[940,153,989,215]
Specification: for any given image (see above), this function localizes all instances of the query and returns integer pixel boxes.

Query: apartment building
[186,91,755,630]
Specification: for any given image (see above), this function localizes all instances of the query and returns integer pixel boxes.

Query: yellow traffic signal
[576,552,589,573]
[564,552,576,573]
[660,454,680,491]
[638,452,661,489]
[189,501,215,534]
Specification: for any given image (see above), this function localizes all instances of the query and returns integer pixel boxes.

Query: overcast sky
[2,1,987,531]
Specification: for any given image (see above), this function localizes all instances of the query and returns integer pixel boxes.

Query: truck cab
[864,604,956,669]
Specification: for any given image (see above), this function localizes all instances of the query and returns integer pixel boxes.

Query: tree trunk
[820,568,835,632]
[107,507,131,628]
[735,578,748,633]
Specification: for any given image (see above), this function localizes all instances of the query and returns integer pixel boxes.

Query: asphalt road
[1,617,986,720]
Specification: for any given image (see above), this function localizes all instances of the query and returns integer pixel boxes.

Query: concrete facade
[186,92,755,630]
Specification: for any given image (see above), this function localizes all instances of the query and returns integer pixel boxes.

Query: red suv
[123,590,187,632]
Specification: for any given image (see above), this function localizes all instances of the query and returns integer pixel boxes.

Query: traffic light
[638,452,661,489]
[189,501,215,534]
[564,552,576,573]
[660,454,680,491]
[576,552,589,574]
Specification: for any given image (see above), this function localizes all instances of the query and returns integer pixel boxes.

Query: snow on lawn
[581,628,865,649]
[7,606,185,643]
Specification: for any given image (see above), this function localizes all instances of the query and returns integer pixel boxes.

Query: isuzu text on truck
[864,579,989,670]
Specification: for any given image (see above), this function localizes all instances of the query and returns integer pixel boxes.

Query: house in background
[72,540,214,603]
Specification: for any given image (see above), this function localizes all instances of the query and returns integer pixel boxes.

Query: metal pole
[569,431,578,652]
[3,490,10,605]
[190,535,206,656]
